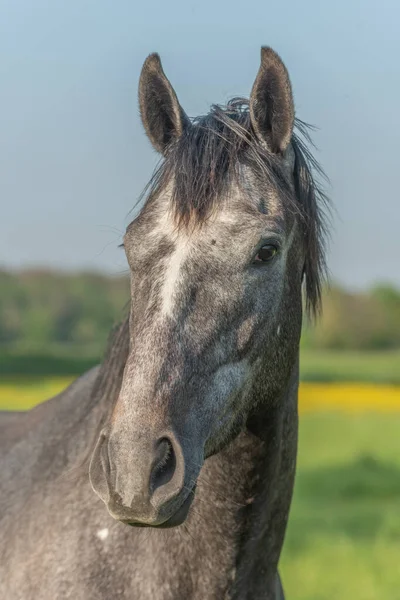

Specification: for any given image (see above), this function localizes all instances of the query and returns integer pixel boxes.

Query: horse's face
[90,48,307,527]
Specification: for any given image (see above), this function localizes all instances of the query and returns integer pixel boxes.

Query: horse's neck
[190,364,299,599]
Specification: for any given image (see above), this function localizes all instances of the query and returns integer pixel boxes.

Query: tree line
[0,269,129,350]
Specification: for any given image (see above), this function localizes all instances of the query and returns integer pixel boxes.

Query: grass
[0,376,75,411]
[280,413,400,599]
[1,378,400,598]
[1,346,400,382]
[0,346,99,376]
[300,349,400,384]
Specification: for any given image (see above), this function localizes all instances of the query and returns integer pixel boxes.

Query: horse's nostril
[150,437,176,494]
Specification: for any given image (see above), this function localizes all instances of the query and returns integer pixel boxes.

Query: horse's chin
[122,485,196,529]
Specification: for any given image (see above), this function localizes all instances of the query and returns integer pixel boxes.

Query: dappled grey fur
[0,46,329,599]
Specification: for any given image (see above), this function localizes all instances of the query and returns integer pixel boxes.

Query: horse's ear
[250,47,294,154]
[139,53,190,155]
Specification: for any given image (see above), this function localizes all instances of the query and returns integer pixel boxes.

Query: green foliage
[303,282,400,350]
[0,269,129,350]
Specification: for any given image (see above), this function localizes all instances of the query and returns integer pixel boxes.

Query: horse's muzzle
[89,428,198,527]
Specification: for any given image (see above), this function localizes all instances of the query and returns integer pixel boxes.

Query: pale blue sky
[1,0,399,288]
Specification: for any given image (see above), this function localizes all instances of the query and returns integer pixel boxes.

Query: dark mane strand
[291,120,331,317]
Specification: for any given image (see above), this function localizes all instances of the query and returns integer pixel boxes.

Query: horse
[0,46,329,599]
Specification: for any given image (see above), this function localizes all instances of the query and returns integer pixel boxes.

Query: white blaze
[161,235,191,317]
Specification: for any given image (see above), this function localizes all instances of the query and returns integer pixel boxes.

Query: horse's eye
[253,244,278,263]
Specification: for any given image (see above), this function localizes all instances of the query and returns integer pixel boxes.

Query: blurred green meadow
[281,413,400,600]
